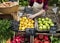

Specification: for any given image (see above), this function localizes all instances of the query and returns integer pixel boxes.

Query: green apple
[45,17,49,21]
[43,21,48,24]
[38,18,41,21]
[48,19,52,22]
[42,18,45,21]
[39,24,43,26]
[39,26,43,30]
[38,21,42,23]
[50,23,54,26]
[47,26,50,30]
[42,25,47,30]
[48,21,52,24]
[45,23,49,26]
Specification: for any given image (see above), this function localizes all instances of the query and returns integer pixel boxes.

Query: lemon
[22,27,25,31]
[31,20,34,23]
[20,22,23,24]
[22,17,27,20]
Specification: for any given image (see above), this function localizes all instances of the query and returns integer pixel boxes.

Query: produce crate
[18,15,35,31]
[30,33,60,43]
[35,16,57,32]
[32,33,51,43]
[11,32,30,43]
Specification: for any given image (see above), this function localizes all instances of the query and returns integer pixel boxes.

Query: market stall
[0,0,60,43]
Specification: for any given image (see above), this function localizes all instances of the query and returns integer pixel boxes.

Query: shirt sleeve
[43,0,48,10]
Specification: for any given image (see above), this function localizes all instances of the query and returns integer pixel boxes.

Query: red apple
[34,37,38,40]
[34,40,40,43]
[43,35,49,41]
[39,40,43,43]
[44,41,50,43]
[38,34,44,39]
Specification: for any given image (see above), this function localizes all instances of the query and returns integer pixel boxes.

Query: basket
[0,5,19,14]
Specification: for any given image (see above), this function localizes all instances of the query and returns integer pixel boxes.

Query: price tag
[50,26,57,34]
[25,28,35,36]
[11,20,19,32]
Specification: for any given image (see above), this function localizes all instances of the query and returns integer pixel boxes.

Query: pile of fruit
[0,2,18,8]
[37,17,54,30]
[50,36,60,43]
[34,34,50,43]
[11,33,30,43]
[19,17,34,31]
[11,35,25,43]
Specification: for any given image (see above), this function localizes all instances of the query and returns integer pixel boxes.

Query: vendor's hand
[27,14,35,19]
[28,5,31,8]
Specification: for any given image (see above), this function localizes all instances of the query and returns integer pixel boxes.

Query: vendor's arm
[34,0,48,17]
[28,0,48,19]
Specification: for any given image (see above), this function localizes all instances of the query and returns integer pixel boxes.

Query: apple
[38,34,44,39]
[34,37,39,40]
[45,17,49,21]
[47,26,50,30]
[45,23,49,27]
[38,21,42,24]
[42,18,45,21]
[44,35,49,41]
[44,41,50,43]
[39,24,43,26]
[39,40,43,43]
[50,23,54,26]
[42,25,47,30]
[43,21,48,24]
[38,18,41,21]
[48,21,52,24]
[34,40,40,43]
[48,19,52,22]
[39,26,43,30]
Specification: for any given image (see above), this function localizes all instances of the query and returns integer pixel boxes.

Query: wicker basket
[0,5,19,14]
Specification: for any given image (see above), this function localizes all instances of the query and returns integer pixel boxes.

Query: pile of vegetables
[50,36,60,43]
[0,19,14,43]
[19,0,28,6]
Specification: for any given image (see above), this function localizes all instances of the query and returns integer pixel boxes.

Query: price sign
[25,28,35,36]
[50,26,57,34]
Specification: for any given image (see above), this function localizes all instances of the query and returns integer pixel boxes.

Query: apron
[32,0,46,17]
